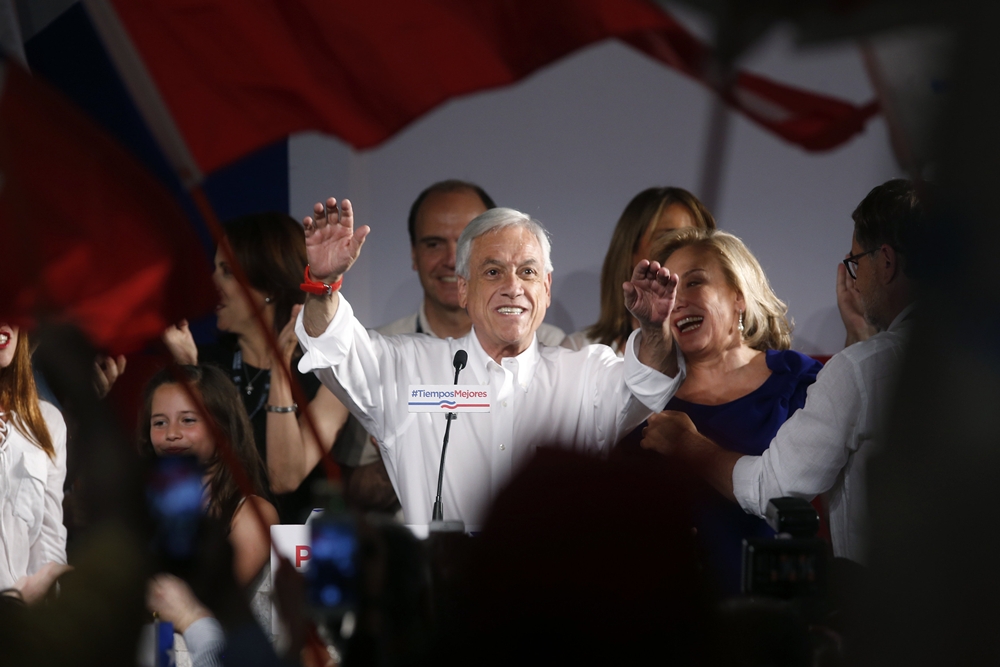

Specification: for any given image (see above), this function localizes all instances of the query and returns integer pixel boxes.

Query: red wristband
[300,265,342,295]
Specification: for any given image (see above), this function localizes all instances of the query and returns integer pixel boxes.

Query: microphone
[432,350,467,523]
[452,350,468,380]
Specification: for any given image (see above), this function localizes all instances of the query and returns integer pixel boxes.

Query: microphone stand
[431,350,467,531]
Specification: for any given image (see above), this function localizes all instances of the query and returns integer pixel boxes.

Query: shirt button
[501,400,507,407]
[499,444,506,451]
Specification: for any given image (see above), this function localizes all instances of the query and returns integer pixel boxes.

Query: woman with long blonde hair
[646,229,822,595]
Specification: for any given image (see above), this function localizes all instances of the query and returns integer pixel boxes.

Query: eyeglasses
[842,248,878,280]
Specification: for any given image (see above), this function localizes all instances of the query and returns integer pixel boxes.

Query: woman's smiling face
[0,324,18,369]
[667,245,745,359]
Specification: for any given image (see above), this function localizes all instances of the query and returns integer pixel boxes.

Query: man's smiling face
[458,225,552,362]
[412,189,487,312]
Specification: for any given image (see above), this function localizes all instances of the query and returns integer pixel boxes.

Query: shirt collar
[888,302,917,332]
[417,301,435,338]
[464,327,540,390]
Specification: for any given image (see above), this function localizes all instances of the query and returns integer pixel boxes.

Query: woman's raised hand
[302,197,370,283]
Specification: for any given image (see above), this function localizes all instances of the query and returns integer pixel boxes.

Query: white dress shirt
[732,305,914,563]
[0,401,68,588]
[297,295,684,531]
[333,302,567,468]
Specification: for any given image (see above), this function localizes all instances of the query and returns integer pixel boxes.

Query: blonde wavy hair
[653,229,793,351]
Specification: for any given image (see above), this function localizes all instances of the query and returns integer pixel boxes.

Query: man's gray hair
[455,208,554,279]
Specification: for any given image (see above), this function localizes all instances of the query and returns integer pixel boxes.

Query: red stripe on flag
[0,62,214,354]
[106,0,879,172]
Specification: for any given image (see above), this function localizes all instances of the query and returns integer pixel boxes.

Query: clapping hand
[302,198,370,283]
[162,319,198,365]
[93,354,126,399]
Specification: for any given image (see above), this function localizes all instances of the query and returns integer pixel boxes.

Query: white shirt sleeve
[30,402,68,573]
[183,616,225,667]
[296,295,392,443]
[622,328,686,413]
[732,352,862,517]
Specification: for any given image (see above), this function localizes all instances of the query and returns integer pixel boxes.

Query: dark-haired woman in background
[0,323,68,592]
[564,186,716,353]
[164,213,349,523]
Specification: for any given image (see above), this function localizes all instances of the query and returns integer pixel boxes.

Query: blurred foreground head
[464,448,709,665]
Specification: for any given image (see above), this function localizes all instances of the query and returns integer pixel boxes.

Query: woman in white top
[0,323,67,590]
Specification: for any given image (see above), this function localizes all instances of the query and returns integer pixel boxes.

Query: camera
[741,497,829,599]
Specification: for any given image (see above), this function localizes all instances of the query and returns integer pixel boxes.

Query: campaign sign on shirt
[408,385,491,412]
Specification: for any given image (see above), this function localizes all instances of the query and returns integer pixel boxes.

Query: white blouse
[0,401,68,588]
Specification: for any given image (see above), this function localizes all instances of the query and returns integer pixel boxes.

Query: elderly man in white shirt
[640,179,925,564]
[296,197,685,532]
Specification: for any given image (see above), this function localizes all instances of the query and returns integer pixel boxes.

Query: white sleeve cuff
[732,454,765,518]
[622,329,687,412]
[296,293,355,374]
[183,616,225,667]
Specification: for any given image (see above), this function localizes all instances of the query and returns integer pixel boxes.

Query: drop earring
[738,310,745,333]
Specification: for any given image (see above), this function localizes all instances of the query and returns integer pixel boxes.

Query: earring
[264,296,273,304]
[738,310,745,333]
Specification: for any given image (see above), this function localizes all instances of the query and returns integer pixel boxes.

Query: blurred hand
[93,355,126,399]
[641,410,699,458]
[147,573,211,633]
[302,198,369,283]
[623,260,678,329]
[163,320,198,365]
[15,562,72,605]
[275,304,303,366]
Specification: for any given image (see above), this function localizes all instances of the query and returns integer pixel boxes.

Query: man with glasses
[640,179,925,565]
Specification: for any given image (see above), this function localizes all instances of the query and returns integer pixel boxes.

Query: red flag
[102,0,879,174]
[621,25,880,151]
[0,60,214,354]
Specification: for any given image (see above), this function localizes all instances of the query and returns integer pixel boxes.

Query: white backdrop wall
[289,12,902,357]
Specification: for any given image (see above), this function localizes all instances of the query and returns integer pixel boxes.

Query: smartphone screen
[307,516,358,612]
[147,455,206,565]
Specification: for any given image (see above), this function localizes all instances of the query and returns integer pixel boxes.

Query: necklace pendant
[246,384,253,395]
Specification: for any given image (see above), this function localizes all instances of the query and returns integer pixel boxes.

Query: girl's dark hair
[222,212,307,334]
[138,364,267,527]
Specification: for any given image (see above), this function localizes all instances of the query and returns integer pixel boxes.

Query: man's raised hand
[302,197,370,283]
[623,259,678,328]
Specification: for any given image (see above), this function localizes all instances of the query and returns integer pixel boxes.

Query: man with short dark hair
[641,179,925,563]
